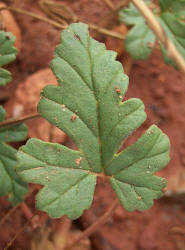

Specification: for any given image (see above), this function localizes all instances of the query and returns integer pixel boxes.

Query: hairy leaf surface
[17,23,170,219]
[0,31,17,86]
[0,106,28,205]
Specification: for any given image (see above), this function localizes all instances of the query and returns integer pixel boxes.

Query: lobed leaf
[108,125,169,211]
[17,139,96,219]
[17,23,170,219]
[159,5,185,68]
[159,0,185,15]
[119,2,155,60]
[0,123,28,143]
[119,3,144,25]
[0,31,17,86]
[0,106,28,205]
[0,143,28,205]
[124,19,155,60]
[120,0,185,68]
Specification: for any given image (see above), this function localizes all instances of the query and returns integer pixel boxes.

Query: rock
[0,2,22,51]
[5,68,67,143]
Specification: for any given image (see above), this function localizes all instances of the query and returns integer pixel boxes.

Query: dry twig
[67,198,119,250]
[0,204,20,228]
[0,6,125,40]
[103,0,114,10]
[3,213,37,250]
[0,6,67,29]
[89,23,125,39]
[0,113,40,128]
[38,0,77,25]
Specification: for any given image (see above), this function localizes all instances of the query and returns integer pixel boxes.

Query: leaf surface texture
[0,31,17,86]
[17,23,170,219]
[0,106,27,205]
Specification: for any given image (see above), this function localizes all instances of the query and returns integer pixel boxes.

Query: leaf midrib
[112,178,163,192]
[108,101,144,136]
[18,150,97,176]
[86,36,103,172]
[39,174,92,210]
[108,131,161,176]
[41,95,97,138]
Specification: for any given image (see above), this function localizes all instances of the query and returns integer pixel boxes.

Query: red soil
[0,0,185,249]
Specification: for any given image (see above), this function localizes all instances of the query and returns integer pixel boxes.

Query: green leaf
[159,12,185,68]
[0,107,27,143]
[119,1,152,25]
[159,0,185,15]
[120,3,144,25]
[0,68,12,86]
[17,139,96,219]
[0,106,28,205]
[0,123,28,143]
[17,23,170,219]
[119,3,156,60]
[0,31,17,86]
[109,125,169,211]
[120,0,185,67]
[0,143,28,205]
[0,106,6,122]
[125,20,155,60]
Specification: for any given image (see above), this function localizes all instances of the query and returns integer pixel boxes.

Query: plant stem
[103,0,114,10]
[89,23,125,39]
[0,6,67,29]
[115,0,130,12]
[0,188,36,228]
[97,0,130,38]
[0,113,40,128]
[20,202,40,229]
[171,226,185,234]
[54,217,72,250]
[131,0,185,73]
[3,213,37,250]
[0,6,125,40]
[66,198,119,250]
[0,204,20,228]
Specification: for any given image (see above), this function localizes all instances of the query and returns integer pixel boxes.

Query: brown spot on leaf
[115,86,121,94]
[75,157,82,166]
[71,114,77,121]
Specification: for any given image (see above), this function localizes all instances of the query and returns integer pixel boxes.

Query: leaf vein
[112,131,161,175]
[39,174,90,209]
[42,96,97,138]
[18,150,96,175]
[108,101,143,136]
